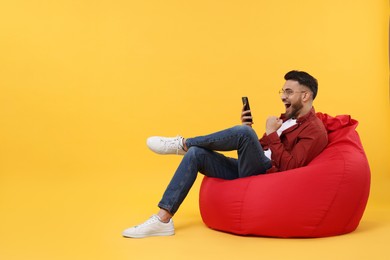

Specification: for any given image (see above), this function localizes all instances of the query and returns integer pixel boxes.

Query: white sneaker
[146,136,186,155]
[122,215,175,238]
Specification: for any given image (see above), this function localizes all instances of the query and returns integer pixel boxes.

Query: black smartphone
[242,96,252,123]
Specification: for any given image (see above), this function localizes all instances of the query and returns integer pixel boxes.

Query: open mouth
[285,103,291,109]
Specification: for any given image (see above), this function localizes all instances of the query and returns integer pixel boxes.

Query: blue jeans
[158,125,272,215]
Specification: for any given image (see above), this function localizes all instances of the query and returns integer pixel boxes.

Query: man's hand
[241,105,253,127]
[266,116,282,135]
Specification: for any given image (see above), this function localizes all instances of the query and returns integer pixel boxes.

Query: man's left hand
[266,116,282,135]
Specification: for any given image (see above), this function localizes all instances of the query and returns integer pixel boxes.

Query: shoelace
[162,136,184,155]
[135,216,159,228]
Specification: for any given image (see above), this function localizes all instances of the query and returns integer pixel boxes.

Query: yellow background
[0,0,389,259]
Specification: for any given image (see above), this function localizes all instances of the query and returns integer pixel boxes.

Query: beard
[285,101,304,119]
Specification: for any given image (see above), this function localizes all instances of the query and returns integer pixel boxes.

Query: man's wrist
[266,129,276,135]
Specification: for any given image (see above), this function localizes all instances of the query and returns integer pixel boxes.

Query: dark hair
[284,70,318,100]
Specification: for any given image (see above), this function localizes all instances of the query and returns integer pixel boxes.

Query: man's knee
[232,125,257,138]
[185,146,208,158]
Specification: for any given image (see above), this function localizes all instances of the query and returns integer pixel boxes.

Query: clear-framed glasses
[279,89,306,97]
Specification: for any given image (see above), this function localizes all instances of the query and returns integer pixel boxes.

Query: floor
[0,170,389,260]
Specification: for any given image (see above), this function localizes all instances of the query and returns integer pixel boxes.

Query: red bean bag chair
[199,113,371,237]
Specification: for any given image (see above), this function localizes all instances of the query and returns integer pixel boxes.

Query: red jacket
[260,108,328,173]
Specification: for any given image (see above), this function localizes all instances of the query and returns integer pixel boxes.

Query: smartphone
[242,96,253,123]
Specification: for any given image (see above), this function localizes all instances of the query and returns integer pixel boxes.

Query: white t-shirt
[264,118,297,160]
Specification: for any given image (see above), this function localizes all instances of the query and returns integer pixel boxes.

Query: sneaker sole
[122,231,175,238]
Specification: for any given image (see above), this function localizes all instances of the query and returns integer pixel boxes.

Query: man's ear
[302,91,312,102]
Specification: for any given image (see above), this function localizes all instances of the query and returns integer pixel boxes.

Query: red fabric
[199,113,371,237]
[260,108,328,172]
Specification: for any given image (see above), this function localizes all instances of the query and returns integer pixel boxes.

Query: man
[122,70,328,238]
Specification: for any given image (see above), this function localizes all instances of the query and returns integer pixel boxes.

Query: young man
[122,70,328,238]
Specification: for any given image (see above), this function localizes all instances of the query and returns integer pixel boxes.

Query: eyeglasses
[279,89,307,97]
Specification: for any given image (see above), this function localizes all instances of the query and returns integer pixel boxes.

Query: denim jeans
[158,125,272,215]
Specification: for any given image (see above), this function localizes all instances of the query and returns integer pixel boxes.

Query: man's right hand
[241,105,253,127]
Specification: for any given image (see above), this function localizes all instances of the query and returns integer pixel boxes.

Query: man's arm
[261,122,328,172]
